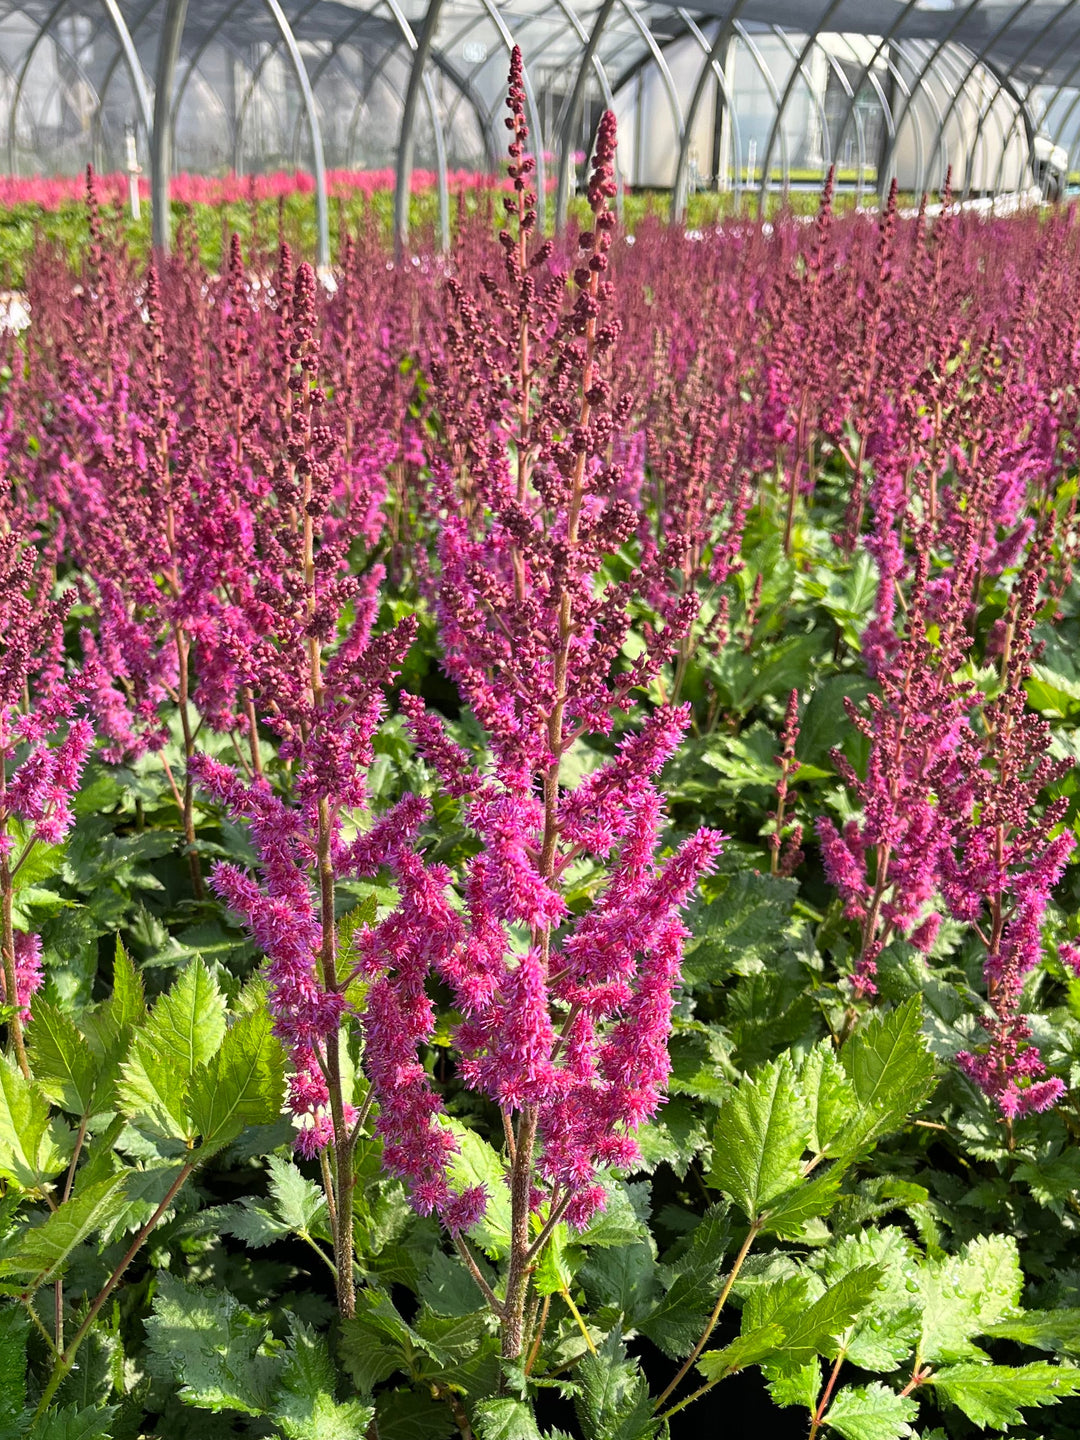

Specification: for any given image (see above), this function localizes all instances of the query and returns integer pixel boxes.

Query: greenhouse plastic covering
[4,0,1080,258]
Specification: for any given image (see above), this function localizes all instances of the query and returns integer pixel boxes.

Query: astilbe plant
[353,68,723,1361]
[0,460,92,1077]
[951,539,1075,1122]
[193,258,411,1317]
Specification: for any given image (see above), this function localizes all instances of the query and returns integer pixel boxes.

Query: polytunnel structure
[2,0,1080,258]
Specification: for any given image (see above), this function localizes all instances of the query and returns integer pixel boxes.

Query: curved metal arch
[768,25,836,184]
[261,0,329,268]
[472,0,547,232]
[894,36,955,195]
[344,43,412,165]
[878,0,991,200]
[555,0,617,230]
[292,7,488,175]
[432,0,553,208]
[8,0,121,176]
[912,36,976,194]
[151,0,187,253]
[835,34,898,192]
[829,32,896,200]
[547,0,623,220]
[674,7,748,211]
[403,36,499,170]
[98,0,153,140]
[14,0,151,169]
[1063,102,1080,177]
[439,0,599,182]
[9,0,82,174]
[986,2,1080,196]
[176,27,275,165]
[446,0,569,174]
[975,60,1036,198]
[807,33,869,196]
[393,0,448,255]
[91,0,162,158]
[1038,52,1080,156]
[930,36,1009,195]
[964,60,1023,200]
[732,20,790,193]
[550,10,634,151]
[426,53,500,169]
[828,1,925,192]
[921,0,1041,203]
[231,5,320,172]
[1044,104,1080,199]
[619,0,684,208]
[757,0,847,214]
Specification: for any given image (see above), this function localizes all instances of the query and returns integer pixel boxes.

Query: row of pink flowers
[0,164,569,212]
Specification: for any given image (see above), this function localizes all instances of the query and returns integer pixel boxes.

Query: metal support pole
[555,0,616,231]
[678,10,745,207]
[548,0,623,220]
[921,0,1039,201]
[263,0,330,269]
[100,0,154,142]
[152,0,188,255]
[393,0,447,257]
[477,0,548,233]
[673,7,747,222]
[757,0,846,216]
[878,0,988,202]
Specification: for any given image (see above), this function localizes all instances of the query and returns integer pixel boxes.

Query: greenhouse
[4,0,1080,258]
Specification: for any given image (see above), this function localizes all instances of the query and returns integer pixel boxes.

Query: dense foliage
[2,69,1080,1440]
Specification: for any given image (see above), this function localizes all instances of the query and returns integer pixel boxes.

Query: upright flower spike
[195,259,412,1320]
[0,464,93,1075]
[388,87,721,1364]
[952,540,1075,1121]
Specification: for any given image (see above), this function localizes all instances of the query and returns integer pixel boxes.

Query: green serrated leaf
[419,1249,492,1318]
[187,1001,285,1147]
[984,1307,1080,1354]
[580,1241,660,1326]
[930,1361,1080,1428]
[0,1051,74,1192]
[765,1358,821,1409]
[0,1303,28,1426]
[799,1044,859,1157]
[270,1317,373,1440]
[834,999,936,1161]
[746,1267,884,1369]
[445,1120,510,1259]
[337,1316,402,1395]
[918,1235,1022,1366]
[574,1335,658,1440]
[639,1206,729,1359]
[823,1382,918,1440]
[108,937,145,1031]
[474,1398,543,1440]
[816,1227,920,1372]
[697,1323,786,1380]
[144,1272,281,1414]
[374,1388,456,1440]
[31,1403,117,1440]
[118,958,226,1141]
[708,1054,810,1224]
[0,1174,127,1289]
[26,1002,99,1116]
[267,1154,329,1235]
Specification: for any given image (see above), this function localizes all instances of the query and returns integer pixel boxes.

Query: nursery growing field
[4,64,1080,1440]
